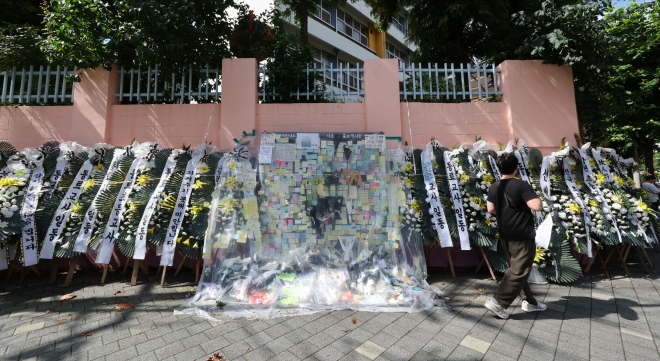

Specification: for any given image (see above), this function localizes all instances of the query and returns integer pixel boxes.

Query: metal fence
[0,66,77,104]
[400,63,501,102]
[117,65,221,104]
[258,63,365,102]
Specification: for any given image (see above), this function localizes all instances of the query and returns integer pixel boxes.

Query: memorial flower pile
[0,154,30,241]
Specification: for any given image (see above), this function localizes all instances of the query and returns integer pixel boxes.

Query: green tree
[43,0,238,72]
[601,2,660,175]
[0,0,49,70]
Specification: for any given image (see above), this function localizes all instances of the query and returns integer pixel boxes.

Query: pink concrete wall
[0,59,580,157]
[256,103,366,134]
[500,60,580,155]
[401,102,510,149]
[0,106,74,149]
[108,104,221,147]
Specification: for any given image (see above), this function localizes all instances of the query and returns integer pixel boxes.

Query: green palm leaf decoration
[36,150,88,249]
[488,240,509,273]
[54,148,117,258]
[538,228,582,283]
[176,151,223,259]
[87,155,136,251]
[0,141,17,170]
[115,148,173,257]
[148,151,193,247]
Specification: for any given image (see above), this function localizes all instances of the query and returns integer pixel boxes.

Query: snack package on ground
[177,133,448,320]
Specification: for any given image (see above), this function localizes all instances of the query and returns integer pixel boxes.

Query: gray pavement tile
[219,340,251,360]
[422,340,453,360]
[87,341,120,360]
[370,332,401,349]
[482,349,517,361]
[447,345,485,361]
[264,335,296,355]
[307,331,337,349]
[381,345,415,361]
[286,328,314,344]
[338,350,373,361]
[153,340,186,360]
[313,345,344,361]
[105,345,138,360]
[136,336,167,355]
[290,340,321,359]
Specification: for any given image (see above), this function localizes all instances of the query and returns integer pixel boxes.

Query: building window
[315,0,332,25]
[313,48,334,69]
[336,10,369,47]
[337,59,362,91]
[386,42,408,67]
[392,14,407,34]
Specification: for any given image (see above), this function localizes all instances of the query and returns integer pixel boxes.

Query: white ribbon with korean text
[562,160,594,256]
[443,151,470,250]
[21,164,44,266]
[421,151,452,248]
[161,159,198,266]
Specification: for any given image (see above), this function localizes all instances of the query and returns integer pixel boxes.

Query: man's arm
[643,182,660,194]
[487,201,496,214]
[526,198,542,211]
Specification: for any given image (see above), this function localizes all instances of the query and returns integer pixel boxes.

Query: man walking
[641,175,659,212]
[484,153,546,319]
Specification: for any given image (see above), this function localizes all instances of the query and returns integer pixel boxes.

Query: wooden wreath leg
[5,267,13,280]
[640,246,653,268]
[616,245,631,277]
[130,260,140,286]
[49,260,59,284]
[597,249,611,279]
[634,246,650,274]
[101,264,109,284]
[18,266,26,286]
[447,248,456,278]
[123,257,132,275]
[584,248,597,274]
[479,247,497,282]
[174,254,188,277]
[29,266,41,277]
[64,256,79,287]
[475,250,485,274]
[160,266,167,286]
[138,260,149,275]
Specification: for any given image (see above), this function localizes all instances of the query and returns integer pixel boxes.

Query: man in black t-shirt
[483,153,547,319]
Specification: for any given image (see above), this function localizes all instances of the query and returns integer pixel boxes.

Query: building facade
[280,1,416,69]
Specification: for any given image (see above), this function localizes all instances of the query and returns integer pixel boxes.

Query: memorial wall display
[0,131,658,319]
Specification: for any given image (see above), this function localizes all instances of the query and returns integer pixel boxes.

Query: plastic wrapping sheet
[177,132,449,320]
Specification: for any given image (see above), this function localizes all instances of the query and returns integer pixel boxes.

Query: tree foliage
[43,0,238,72]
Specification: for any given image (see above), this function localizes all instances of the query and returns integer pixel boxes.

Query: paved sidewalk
[2,250,660,361]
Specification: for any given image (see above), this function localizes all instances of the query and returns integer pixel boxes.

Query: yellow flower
[483,174,494,185]
[534,247,546,263]
[589,200,599,208]
[0,177,19,188]
[595,173,606,184]
[614,174,624,186]
[176,237,183,243]
[404,178,413,187]
[96,164,105,171]
[432,161,438,168]
[495,233,500,239]
[190,205,203,216]
[568,203,580,213]
[589,159,596,166]
[228,162,238,169]
[485,220,492,227]
[638,201,650,213]
[224,176,238,189]
[460,174,469,183]
[527,161,533,169]
[405,163,413,172]
[14,169,25,176]
[219,198,239,213]
[148,228,154,234]
[198,163,210,174]
[193,242,199,249]
[606,159,612,166]
[481,161,487,169]
[182,239,190,246]
[71,202,82,214]
[82,179,95,190]
[570,164,576,170]
[411,200,421,214]
[136,175,150,187]
[127,202,138,213]
[193,180,205,190]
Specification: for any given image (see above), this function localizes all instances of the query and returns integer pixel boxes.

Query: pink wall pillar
[220,58,257,150]
[70,65,120,145]
[499,60,580,154]
[363,58,402,139]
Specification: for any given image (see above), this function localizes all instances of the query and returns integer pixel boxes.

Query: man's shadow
[508,296,643,321]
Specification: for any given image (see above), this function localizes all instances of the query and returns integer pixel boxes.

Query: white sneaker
[521,300,547,312]
[484,298,509,319]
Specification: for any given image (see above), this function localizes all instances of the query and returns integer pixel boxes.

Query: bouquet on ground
[398,146,423,239]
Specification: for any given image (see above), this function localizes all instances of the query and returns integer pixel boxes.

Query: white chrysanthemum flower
[558,212,567,219]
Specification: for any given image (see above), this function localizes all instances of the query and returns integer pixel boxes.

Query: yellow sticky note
[214,234,230,249]
[237,230,247,243]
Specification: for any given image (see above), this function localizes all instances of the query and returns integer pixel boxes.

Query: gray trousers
[494,239,538,309]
